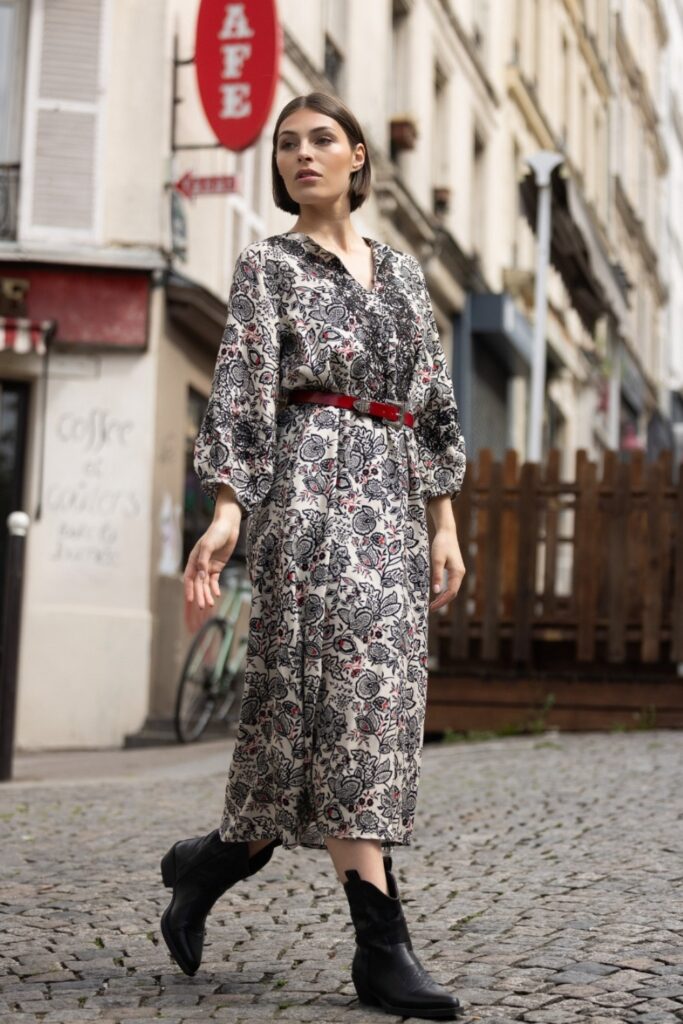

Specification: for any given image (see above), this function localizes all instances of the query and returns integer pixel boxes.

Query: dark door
[0,379,29,640]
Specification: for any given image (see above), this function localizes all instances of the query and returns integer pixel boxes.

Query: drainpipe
[453,293,472,452]
[525,151,564,462]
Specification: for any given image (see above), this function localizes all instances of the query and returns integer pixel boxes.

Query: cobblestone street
[1,728,682,1024]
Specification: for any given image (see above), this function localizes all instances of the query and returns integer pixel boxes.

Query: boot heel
[160,846,177,888]
[352,958,381,1006]
[353,979,381,1006]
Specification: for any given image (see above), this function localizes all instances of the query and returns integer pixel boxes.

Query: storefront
[0,262,160,748]
[456,291,533,458]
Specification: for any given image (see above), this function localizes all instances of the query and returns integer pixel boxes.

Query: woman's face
[275,108,365,212]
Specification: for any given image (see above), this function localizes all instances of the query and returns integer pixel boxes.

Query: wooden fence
[425,448,683,733]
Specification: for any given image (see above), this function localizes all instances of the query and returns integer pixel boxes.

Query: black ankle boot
[342,854,463,1020]
[160,830,280,976]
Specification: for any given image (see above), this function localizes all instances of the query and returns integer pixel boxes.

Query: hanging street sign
[195,0,281,152]
[173,171,240,200]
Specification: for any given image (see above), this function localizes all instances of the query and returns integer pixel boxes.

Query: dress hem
[218,822,413,851]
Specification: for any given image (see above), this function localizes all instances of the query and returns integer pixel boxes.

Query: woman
[160,91,467,1021]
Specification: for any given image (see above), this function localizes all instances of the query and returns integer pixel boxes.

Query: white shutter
[19,0,107,240]
[0,0,30,164]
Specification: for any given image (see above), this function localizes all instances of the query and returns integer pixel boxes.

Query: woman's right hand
[183,506,242,632]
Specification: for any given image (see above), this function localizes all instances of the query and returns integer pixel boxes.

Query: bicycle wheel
[174,617,228,743]
[214,665,242,723]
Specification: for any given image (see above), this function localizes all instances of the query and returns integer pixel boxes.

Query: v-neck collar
[281,231,384,294]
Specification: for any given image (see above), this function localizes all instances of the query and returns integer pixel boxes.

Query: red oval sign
[195,0,281,152]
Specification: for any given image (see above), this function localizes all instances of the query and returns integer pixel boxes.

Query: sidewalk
[1,728,682,1023]
[8,738,236,787]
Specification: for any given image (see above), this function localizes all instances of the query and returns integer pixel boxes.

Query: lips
[296,171,321,180]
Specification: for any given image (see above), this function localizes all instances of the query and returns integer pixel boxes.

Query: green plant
[527,692,556,733]
[633,705,657,730]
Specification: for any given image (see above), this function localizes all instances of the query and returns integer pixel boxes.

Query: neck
[289,216,363,252]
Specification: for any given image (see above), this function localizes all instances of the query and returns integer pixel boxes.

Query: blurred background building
[0,0,680,749]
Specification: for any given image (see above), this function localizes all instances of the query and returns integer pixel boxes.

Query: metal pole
[525,151,563,463]
[0,511,30,782]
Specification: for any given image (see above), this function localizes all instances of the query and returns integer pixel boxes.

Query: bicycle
[174,558,252,743]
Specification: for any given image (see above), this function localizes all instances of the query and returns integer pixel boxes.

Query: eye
[317,136,333,144]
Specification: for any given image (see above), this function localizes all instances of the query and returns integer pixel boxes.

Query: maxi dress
[193,231,467,851]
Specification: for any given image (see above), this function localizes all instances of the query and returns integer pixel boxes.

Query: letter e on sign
[195,0,281,152]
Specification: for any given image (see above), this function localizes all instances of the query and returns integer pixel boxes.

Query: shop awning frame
[0,316,56,356]
[0,317,57,522]
[519,168,630,335]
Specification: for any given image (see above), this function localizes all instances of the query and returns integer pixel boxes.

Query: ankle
[341,869,389,895]
[247,837,276,858]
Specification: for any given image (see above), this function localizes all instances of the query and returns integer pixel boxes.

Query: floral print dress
[194,231,466,850]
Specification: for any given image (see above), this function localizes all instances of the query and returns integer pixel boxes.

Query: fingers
[190,540,216,611]
[429,559,465,611]
[184,533,227,632]
[184,546,198,604]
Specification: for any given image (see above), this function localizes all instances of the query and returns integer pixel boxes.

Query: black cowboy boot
[342,854,463,1020]
[160,830,281,976]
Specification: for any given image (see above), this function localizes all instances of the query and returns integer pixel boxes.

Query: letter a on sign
[195,0,281,151]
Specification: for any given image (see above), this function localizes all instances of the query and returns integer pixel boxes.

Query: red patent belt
[285,389,414,429]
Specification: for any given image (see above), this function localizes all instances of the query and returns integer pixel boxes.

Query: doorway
[0,378,29,638]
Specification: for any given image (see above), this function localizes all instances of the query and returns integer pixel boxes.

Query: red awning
[0,316,55,355]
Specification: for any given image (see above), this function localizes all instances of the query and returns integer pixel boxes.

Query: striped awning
[0,316,55,355]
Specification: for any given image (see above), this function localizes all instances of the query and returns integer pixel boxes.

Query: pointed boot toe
[159,830,280,976]
[343,854,463,1020]
[160,902,204,976]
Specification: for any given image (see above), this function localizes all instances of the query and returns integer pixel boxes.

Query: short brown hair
[271,92,372,214]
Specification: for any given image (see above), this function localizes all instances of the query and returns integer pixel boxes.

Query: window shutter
[20,0,106,239]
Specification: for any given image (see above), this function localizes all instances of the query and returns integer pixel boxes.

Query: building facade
[663,0,683,458]
[0,0,679,749]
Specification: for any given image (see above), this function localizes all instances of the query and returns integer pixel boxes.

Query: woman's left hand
[429,527,466,612]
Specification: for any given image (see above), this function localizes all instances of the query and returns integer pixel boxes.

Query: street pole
[525,151,564,463]
[0,511,30,782]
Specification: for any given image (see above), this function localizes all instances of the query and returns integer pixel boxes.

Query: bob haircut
[271,92,372,215]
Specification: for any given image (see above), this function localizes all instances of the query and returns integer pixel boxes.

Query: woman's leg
[324,836,389,894]
[247,837,278,857]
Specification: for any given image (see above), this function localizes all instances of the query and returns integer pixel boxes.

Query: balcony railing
[0,164,20,240]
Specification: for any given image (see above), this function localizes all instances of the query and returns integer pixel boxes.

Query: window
[578,80,587,176]
[472,0,490,67]
[471,130,486,260]
[390,0,410,115]
[323,0,347,93]
[592,109,600,204]
[324,35,344,92]
[0,0,29,239]
[560,34,569,146]
[511,138,521,268]
[432,62,449,194]
[531,0,541,89]
[512,0,522,63]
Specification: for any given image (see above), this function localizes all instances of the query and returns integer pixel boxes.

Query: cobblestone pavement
[1,728,682,1024]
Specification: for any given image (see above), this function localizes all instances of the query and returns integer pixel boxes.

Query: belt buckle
[384,399,407,429]
[352,396,407,427]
